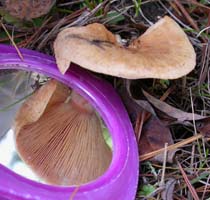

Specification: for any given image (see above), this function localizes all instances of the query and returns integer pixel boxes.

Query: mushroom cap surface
[54,16,196,79]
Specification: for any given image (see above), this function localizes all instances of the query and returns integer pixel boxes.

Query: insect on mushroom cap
[54,16,196,80]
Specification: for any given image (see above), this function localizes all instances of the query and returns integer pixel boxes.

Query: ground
[0,0,210,199]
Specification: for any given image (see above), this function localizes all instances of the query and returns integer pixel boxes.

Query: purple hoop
[0,44,139,200]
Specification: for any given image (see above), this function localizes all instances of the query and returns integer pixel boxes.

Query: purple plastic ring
[0,44,139,200]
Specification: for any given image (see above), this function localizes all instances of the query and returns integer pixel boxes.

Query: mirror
[0,69,112,186]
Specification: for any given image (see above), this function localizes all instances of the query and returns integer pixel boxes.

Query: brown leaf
[1,0,55,20]
[118,85,154,123]
[161,178,176,200]
[117,79,156,142]
[143,90,206,122]
[197,117,210,138]
[139,116,176,163]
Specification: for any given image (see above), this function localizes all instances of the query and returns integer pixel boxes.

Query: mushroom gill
[14,80,112,185]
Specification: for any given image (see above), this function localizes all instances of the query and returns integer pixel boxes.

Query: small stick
[160,86,175,101]
[18,17,52,48]
[186,0,210,11]
[0,20,24,60]
[177,161,199,200]
[174,0,199,32]
[0,33,28,42]
[160,143,168,187]
[201,175,210,200]
[189,87,198,170]
[140,133,206,161]
[69,186,80,200]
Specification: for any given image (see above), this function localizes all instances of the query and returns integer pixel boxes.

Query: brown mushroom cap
[54,16,196,79]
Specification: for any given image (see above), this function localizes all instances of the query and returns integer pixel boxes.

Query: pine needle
[0,19,24,60]
[139,134,209,161]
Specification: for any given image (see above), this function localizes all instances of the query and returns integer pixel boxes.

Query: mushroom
[14,80,112,185]
[54,16,196,79]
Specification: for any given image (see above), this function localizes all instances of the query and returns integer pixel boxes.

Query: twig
[196,26,210,38]
[199,40,210,84]
[177,161,199,200]
[189,88,197,135]
[160,86,175,101]
[0,20,24,60]
[65,0,109,28]
[135,111,146,142]
[18,17,52,48]
[58,0,84,6]
[173,0,199,32]
[69,186,80,200]
[160,143,168,187]
[0,33,28,42]
[185,0,210,11]
[158,1,193,31]
[201,175,210,200]
[139,133,208,161]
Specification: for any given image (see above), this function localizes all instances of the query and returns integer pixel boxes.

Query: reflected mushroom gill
[0,76,112,186]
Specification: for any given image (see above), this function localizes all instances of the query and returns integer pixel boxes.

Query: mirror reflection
[0,69,112,186]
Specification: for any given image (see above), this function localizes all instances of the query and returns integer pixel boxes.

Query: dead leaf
[119,81,176,161]
[139,116,176,163]
[118,82,160,149]
[161,178,176,200]
[118,86,149,123]
[118,85,153,123]
[197,117,210,138]
[143,90,206,122]
[1,0,55,20]
[124,80,155,115]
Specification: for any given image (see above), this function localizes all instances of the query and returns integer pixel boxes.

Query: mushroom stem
[14,80,112,185]
[70,91,94,114]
